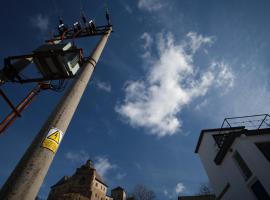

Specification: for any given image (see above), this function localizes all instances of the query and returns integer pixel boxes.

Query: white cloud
[125,5,133,13]
[31,14,49,32]
[95,80,111,92]
[163,190,173,199]
[195,99,208,111]
[175,182,186,194]
[94,157,116,178]
[65,150,89,163]
[163,190,168,195]
[141,32,154,58]
[138,0,163,12]
[185,32,214,53]
[116,32,234,137]
[164,183,186,199]
[141,32,153,50]
[66,153,117,179]
[211,61,234,93]
[213,65,270,119]
[115,172,127,180]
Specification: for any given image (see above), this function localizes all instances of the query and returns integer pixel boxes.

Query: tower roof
[95,173,108,187]
[112,186,125,191]
[50,160,108,188]
[79,160,108,187]
[51,176,70,188]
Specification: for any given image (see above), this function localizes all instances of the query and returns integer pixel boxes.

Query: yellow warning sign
[42,139,58,153]
[41,128,64,153]
[47,131,61,144]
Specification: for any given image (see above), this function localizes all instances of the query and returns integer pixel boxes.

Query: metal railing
[214,114,270,148]
[220,114,270,130]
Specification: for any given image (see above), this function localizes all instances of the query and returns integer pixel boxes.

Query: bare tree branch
[132,184,156,200]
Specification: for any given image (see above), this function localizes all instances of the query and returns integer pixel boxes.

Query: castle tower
[47,160,113,200]
[111,187,126,200]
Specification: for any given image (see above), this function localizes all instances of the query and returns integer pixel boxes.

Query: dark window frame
[232,150,252,181]
[250,179,270,200]
[256,142,270,162]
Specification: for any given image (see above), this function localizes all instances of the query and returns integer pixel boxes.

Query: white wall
[198,131,228,195]
[198,131,270,200]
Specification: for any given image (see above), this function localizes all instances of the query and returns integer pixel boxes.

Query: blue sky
[1,0,270,199]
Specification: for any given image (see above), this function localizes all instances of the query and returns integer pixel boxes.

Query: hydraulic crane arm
[0,82,51,135]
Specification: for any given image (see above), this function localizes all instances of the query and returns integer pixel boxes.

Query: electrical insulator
[73,22,82,32]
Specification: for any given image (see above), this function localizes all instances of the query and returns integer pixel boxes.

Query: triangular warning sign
[47,131,61,144]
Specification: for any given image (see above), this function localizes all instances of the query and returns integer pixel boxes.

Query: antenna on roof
[105,2,111,25]
[59,16,64,25]
[81,9,87,24]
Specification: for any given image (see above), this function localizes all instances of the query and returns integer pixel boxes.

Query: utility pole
[0,27,112,200]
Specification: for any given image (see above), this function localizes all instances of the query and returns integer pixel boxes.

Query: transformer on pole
[0,4,113,200]
[0,5,112,134]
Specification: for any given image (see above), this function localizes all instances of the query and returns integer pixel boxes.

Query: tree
[132,184,156,200]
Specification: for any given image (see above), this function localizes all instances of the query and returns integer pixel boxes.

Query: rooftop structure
[195,114,270,200]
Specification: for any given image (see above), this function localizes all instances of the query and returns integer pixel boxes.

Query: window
[256,142,270,162]
[233,151,252,180]
[251,180,270,200]
[216,183,230,200]
[96,182,98,187]
[79,177,85,184]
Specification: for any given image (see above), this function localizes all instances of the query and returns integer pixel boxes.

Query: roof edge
[95,176,108,187]
[112,186,125,191]
[194,126,245,153]
[215,128,270,165]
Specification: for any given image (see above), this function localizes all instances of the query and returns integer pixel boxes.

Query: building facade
[111,187,126,200]
[47,160,113,200]
[195,126,270,200]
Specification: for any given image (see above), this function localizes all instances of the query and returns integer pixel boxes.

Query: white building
[195,125,270,200]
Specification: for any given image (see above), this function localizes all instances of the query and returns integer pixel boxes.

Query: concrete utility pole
[0,27,112,200]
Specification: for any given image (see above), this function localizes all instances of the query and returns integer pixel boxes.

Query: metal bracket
[0,89,21,117]
[2,48,83,84]
[0,82,52,135]
[46,25,113,43]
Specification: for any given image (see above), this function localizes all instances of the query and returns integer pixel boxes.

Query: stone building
[47,160,113,200]
[111,187,126,200]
